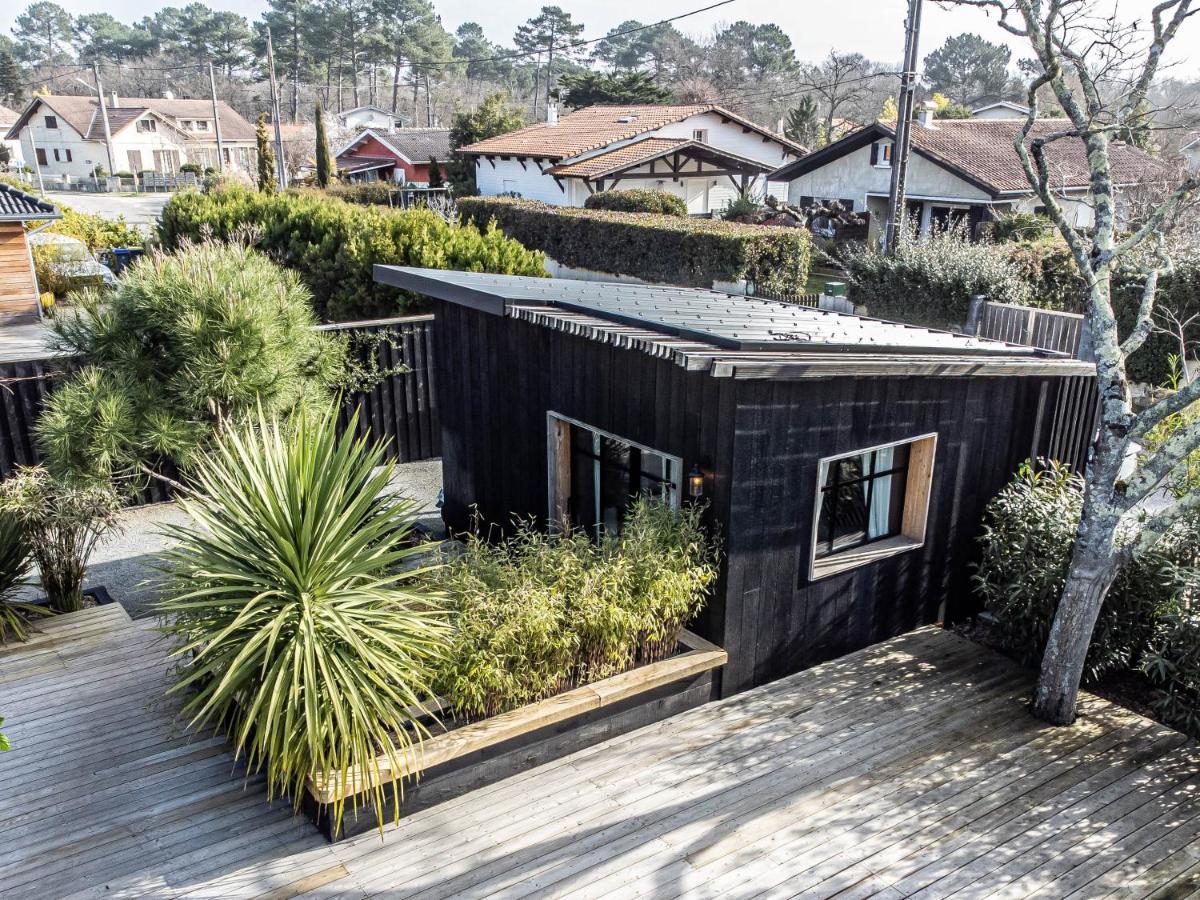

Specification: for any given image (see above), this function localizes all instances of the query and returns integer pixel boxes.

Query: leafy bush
[446,92,526,196]
[158,407,449,833]
[1142,591,1200,736]
[986,211,1054,243]
[434,498,719,719]
[994,238,1085,313]
[458,196,811,294]
[47,205,143,251]
[0,510,48,644]
[38,240,345,485]
[584,189,687,216]
[0,467,120,614]
[842,224,1030,329]
[159,186,545,320]
[720,195,763,222]
[974,461,1198,683]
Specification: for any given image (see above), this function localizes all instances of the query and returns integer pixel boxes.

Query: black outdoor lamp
[687,464,706,500]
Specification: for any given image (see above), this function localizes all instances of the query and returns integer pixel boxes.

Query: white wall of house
[340,109,397,131]
[473,110,795,208]
[784,141,992,211]
[18,112,254,178]
[476,157,574,204]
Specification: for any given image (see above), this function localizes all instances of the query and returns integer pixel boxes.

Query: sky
[3,0,1198,79]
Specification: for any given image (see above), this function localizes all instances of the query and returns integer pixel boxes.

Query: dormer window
[871,141,893,167]
[195,120,209,131]
[692,128,709,143]
[616,114,640,123]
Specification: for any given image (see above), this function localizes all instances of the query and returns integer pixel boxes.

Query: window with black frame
[564,421,680,540]
[815,442,911,559]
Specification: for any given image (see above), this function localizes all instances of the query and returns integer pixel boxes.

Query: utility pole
[883,0,923,254]
[266,29,288,190]
[92,62,117,181]
[208,62,226,173]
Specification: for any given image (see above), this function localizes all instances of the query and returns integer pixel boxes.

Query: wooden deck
[3,604,1200,899]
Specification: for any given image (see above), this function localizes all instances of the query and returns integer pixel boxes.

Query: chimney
[546,101,558,127]
[917,100,938,129]
[109,91,118,108]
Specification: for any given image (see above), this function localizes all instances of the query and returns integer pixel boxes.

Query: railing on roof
[968,299,1089,358]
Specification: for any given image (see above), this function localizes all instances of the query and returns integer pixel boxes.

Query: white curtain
[862,447,894,539]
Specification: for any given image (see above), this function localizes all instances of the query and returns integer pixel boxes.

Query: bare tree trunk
[1032,534,1121,723]
[391,53,403,113]
[424,73,433,126]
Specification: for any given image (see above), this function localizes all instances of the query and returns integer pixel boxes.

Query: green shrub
[433,498,719,720]
[720,195,763,222]
[48,205,143,251]
[0,509,48,644]
[842,224,1029,329]
[160,187,545,320]
[458,196,811,294]
[994,238,1085,313]
[158,406,449,833]
[38,240,345,485]
[973,461,1198,683]
[0,467,120,614]
[1142,588,1200,736]
[327,182,398,206]
[584,189,687,216]
[986,211,1054,243]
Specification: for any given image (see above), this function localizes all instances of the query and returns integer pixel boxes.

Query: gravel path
[82,459,444,619]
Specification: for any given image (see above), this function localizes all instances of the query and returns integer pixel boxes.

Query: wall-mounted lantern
[687,464,706,500]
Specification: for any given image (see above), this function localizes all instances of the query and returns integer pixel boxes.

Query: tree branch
[1119,234,1168,357]
[1131,376,1200,439]
[1132,481,1200,556]
[1124,415,1200,502]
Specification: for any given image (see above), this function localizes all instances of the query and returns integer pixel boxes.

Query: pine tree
[314,101,334,188]
[0,46,23,105]
[256,113,277,193]
[427,156,443,188]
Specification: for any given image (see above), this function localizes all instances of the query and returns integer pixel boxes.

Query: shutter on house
[870,143,878,165]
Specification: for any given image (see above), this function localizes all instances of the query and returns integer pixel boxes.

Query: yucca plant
[0,509,49,645]
[157,405,449,833]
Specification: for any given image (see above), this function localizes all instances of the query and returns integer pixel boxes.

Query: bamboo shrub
[434,498,719,720]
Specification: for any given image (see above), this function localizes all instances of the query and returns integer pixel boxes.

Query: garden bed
[302,628,727,842]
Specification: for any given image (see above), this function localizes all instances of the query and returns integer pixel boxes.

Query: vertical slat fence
[0,316,441,501]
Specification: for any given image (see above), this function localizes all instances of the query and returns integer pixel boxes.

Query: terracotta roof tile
[460,104,803,160]
[898,118,1166,193]
[547,138,686,177]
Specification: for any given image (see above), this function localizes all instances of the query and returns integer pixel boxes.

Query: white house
[0,103,23,170]
[969,101,1031,120]
[770,108,1166,242]
[5,94,258,180]
[457,103,806,214]
[336,106,411,133]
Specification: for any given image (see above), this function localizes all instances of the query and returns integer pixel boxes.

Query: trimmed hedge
[583,189,687,216]
[159,186,545,321]
[458,196,811,294]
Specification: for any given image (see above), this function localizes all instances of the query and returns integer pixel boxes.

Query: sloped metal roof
[0,183,61,222]
[374,267,1096,379]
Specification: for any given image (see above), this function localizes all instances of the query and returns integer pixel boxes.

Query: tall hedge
[160,186,545,321]
[457,196,811,294]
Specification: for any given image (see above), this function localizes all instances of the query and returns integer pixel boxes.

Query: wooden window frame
[806,433,937,582]
[546,411,682,534]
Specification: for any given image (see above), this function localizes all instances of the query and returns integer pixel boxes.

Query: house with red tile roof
[334,128,450,184]
[5,94,258,180]
[457,103,805,214]
[771,107,1169,242]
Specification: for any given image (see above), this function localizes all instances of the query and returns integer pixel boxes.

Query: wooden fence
[0,315,440,496]
[972,300,1087,357]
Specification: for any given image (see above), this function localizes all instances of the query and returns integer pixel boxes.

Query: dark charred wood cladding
[432,301,1079,697]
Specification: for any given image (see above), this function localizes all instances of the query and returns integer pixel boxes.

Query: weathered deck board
[0,605,1196,899]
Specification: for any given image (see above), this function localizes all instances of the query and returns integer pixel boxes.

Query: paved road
[44,190,171,228]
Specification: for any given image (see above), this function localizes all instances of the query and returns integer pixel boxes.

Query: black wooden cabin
[376,266,1096,696]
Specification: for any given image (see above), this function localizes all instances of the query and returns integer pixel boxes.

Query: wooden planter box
[303,629,727,842]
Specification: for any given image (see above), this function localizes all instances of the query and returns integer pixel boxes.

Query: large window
[809,434,936,580]
[548,413,681,540]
